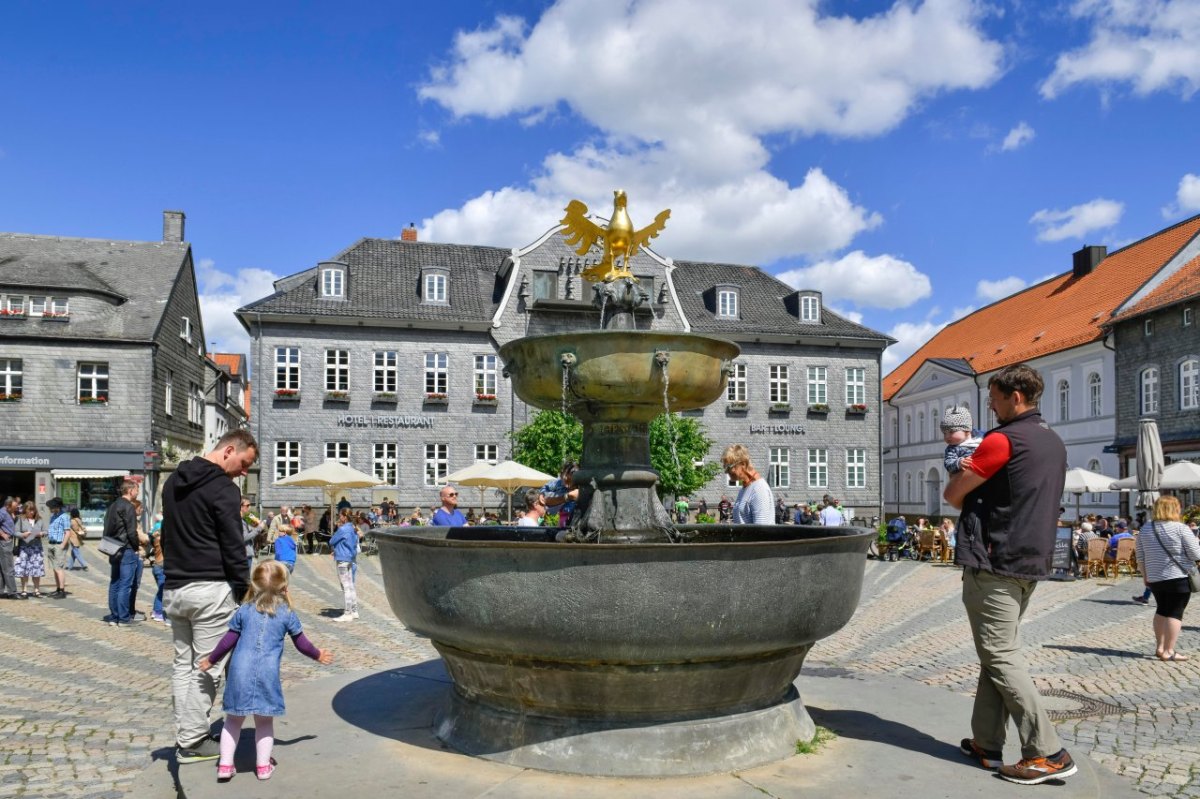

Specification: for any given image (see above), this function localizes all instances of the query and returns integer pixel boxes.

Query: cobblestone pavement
[1,549,1194,798]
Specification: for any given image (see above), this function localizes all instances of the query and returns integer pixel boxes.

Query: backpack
[885,518,907,542]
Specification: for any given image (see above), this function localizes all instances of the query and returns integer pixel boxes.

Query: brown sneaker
[959,738,1002,769]
[998,749,1077,785]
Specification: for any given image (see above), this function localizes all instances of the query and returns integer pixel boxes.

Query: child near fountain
[941,406,983,474]
[199,560,334,782]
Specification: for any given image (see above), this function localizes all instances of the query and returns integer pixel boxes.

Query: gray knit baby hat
[940,405,973,433]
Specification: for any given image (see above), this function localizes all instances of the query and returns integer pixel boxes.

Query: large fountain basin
[376,524,872,775]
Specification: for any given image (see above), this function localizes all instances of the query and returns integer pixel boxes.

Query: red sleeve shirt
[964,432,1013,480]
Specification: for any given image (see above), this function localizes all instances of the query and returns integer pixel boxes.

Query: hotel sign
[749,424,806,435]
[336,415,435,429]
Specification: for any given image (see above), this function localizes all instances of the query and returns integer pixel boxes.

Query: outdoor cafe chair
[1113,538,1137,577]
[1084,539,1108,578]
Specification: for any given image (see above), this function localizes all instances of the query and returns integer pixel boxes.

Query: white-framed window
[180,316,192,343]
[27,296,46,316]
[164,369,173,416]
[1185,307,1194,327]
[0,358,22,398]
[77,362,108,402]
[800,295,820,321]
[1181,358,1199,410]
[1088,459,1104,503]
[2,294,25,314]
[1141,367,1160,414]
[374,351,397,393]
[806,366,827,405]
[325,441,350,466]
[425,353,448,395]
[49,297,68,316]
[275,441,301,480]
[474,354,498,396]
[188,382,203,425]
[846,448,866,489]
[1057,379,1070,422]
[275,347,300,390]
[1088,372,1102,417]
[475,443,498,463]
[807,449,828,489]
[727,362,747,402]
[769,365,789,404]
[768,447,790,489]
[1145,319,1154,337]
[717,289,738,318]
[424,272,448,303]
[321,268,344,298]
[845,367,865,406]
[325,349,349,392]
[373,443,396,484]
[425,443,448,486]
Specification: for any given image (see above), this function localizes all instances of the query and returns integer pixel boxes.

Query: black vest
[954,409,1066,580]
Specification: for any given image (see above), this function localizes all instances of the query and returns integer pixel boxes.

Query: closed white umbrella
[1136,418,1165,509]
[460,460,556,522]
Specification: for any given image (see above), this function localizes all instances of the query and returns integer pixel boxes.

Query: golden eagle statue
[559,190,670,283]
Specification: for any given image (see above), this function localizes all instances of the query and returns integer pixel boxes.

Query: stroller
[883,518,918,562]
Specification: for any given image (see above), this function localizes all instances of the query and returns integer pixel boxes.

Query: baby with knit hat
[941,405,983,474]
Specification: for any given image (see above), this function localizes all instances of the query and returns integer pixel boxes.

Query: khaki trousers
[163,581,237,749]
[961,568,1061,759]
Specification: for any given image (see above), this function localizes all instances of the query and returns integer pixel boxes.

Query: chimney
[401,222,418,242]
[163,210,186,243]
[1072,245,1106,278]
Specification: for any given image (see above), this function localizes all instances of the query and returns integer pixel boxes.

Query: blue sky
[4,0,1200,372]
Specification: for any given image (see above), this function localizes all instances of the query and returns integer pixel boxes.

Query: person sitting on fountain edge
[721,444,774,525]
[540,461,579,529]
[430,486,466,527]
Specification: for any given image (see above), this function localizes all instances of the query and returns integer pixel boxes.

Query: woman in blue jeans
[151,527,167,622]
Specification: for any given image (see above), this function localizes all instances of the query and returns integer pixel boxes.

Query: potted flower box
[0,392,21,403]
[807,403,829,415]
[0,309,27,319]
[846,403,868,415]
[274,389,301,401]
[769,402,792,414]
[79,396,108,405]
[726,401,749,414]
[424,392,449,405]
[40,311,69,322]
[373,392,398,403]
[474,393,498,405]
[324,391,351,402]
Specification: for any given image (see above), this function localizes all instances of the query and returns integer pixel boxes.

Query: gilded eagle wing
[630,208,671,254]
[559,200,605,257]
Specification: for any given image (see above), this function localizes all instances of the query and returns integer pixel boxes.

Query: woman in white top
[721,444,774,525]
[1136,496,1200,662]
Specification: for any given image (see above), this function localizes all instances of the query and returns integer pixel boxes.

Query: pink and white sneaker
[216,764,235,782]
[256,758,277,781]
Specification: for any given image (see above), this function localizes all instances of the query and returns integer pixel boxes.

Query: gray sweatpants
[0,542,16,594]
[163,581,237,749]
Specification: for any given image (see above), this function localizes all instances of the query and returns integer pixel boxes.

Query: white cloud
[775,251,931,310]
[1162,172,1200,218]
[1041,0,1200,99]
[1000,121,1035,151]
[882,305,975,372]
[976,275,1027,301]
[1030,198,1124,242]
[195,258,280,360]
[417,0,1004,267]
[417,129,441,147]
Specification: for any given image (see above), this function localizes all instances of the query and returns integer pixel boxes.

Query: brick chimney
[1072,245,1106,278]
[163,210,186,243]
[401,223,418,242]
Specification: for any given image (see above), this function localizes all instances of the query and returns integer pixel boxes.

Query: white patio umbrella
[444,461,498,517]
[1063,466,1118,521]
[274,459,384,534]
[459,460,555,522]
[1159,461,1200,490]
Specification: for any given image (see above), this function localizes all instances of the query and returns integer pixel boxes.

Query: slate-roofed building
[238,222,893,519]
[0,210,208,525]
[881,214,1200,522]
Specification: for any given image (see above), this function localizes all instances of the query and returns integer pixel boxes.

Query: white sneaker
[351,612,359,620]
[331,614,353,622]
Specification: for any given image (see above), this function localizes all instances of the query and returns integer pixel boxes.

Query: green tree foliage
[511,410,720,499]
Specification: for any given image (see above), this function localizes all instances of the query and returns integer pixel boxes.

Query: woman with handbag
[66,509,88,571]
[1136,496,1200,662]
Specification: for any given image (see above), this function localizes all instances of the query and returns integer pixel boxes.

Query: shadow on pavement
[330,659,453,751]
[1042,644,1145,659]
[806,706,964,766]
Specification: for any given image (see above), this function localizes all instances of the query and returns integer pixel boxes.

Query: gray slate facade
[239,223,893,521]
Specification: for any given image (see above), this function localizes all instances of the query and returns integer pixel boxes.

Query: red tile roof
[208,352,242,375]
[883,215,1200,400]
[1107,253,1200,325]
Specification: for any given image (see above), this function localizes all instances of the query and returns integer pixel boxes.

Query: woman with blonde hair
[1136,495,1200,662]
[720,444,774,525]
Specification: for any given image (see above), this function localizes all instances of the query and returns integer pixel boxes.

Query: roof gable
[1107,254,1200,325]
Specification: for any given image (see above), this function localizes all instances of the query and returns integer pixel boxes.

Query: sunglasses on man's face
[446,492,458,497]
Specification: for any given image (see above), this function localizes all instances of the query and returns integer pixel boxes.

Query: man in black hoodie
[161,429,258,764]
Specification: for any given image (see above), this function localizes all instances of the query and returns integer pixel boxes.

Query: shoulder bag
[1150,522,1200,592]
[97,535,126,557]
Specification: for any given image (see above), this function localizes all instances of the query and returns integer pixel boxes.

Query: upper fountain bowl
[500,331,740,420]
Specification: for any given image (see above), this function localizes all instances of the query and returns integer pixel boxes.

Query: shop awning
[51,470,129,480]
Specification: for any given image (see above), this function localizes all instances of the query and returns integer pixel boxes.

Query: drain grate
[1041,689,1124,720]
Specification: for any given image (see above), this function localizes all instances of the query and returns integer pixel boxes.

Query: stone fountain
[376,193,872,777]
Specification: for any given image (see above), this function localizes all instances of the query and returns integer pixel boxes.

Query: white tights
[218,714,274,767]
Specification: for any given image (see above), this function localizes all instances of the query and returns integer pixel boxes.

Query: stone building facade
[239,222,892,520]
[0,211,208,525]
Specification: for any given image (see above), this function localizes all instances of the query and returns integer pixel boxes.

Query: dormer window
[321,267,344,298]
[180,316,193,343]
[423,269,449,304]
[717,287,739,318]
[800,294,820,322]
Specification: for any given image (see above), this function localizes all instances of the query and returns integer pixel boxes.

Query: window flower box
[40,312,70,321]
[807,403,829,414]
[0,310,27,319]
[474,393,498,405]
[769,402,792,413]
[324,391,350,402]
[424,392,449,405]
[726,401,749,413]
[274,389,301,401]
[79,396,108,405]
[846,403,868,415]
[0,393,21,403]
[373,392,398,403]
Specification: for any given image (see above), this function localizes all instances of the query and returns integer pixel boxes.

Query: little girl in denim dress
[200,560,334,782]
